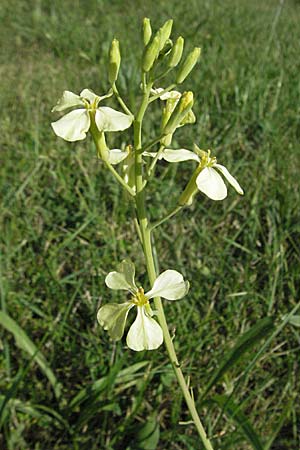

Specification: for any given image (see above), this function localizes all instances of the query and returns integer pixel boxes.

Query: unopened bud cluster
[141,18,201,80]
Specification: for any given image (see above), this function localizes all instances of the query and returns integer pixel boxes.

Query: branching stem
[133,77,214,450]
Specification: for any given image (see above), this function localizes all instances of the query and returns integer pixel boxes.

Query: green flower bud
[142,35,160,72]
[158,38,173,58]
[180,109,196,126]
[156,19,173,52]
[168,36,184,68]
[176,47,201,84]
[142,18,152,46]
[108,38,121,85]
[164,91,194,135]
[161,98,178,130]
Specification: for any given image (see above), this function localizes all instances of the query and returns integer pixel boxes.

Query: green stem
[92,129,135,197]
[140,134,166,154]
[104,160,135,196]
[142,229,214,450]
[147,144,166,179]
[149,83,177,103]
[151,205,182,230]
[133,81,214,450]
[112,84,133,116]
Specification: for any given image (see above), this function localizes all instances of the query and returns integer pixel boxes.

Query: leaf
[285,314,300,327]
[0,395,69,430]
[69,361,149,409]
[209,395,264,450]
[201,317,275,400]
[0,311,61,399]
[135,415,160,450]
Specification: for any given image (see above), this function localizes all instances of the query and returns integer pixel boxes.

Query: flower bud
[164,91,194,135]
[168,36,184,68]
[142,18,152,46]
[142,35,160,72]
[161,99,177,130]
[108,39,121,85]
[156,19,173,52]
[158,38,173,58]
[176,47,201,84]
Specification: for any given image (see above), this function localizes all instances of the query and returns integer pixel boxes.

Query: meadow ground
[0,0,300,449]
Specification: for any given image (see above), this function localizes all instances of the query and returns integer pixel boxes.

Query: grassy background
[1,0,300,448]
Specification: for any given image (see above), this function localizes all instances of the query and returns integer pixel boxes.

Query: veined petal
[146,269,189,300]
[105,260,137,292]
[95,107,133,132]
[80,88,99,104]
[107,148,129,165]
[116,260,137,291]
[161,149,200,163]
[151,87,181,100]
[126,306,163,351]
[214,164,244,195]
[51,109,90,142]
[97,302,133,340]
[51,91,84,112]
[196,167,227,200]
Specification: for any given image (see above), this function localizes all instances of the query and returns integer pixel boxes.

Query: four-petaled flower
[51,89,132,142]
[97,260,189,351]
[153,146,244,201]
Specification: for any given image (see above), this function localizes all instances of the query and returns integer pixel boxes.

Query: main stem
[133,81,214,450]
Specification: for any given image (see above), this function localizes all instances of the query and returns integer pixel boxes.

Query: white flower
[51,89,133,142]
[155,147,244,201]
[97,260,189,351]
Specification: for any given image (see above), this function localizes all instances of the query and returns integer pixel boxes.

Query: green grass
[1,0,300,448]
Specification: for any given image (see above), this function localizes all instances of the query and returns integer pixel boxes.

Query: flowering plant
[51,18,243,450]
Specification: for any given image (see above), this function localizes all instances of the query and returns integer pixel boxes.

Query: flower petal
[142,152,157,158]
[126,306,163,351]
[116,260,137,290]
[107,148,129,165]
[97,302,133,340]
[151,87,181,100]
[51,91,84,112]
[160,90,181,101]
[150,87,164,96]
[95,107,133,132]
[80,88,99,104]
[51,109,90,142]
[105,260,137,292]
[161,149,200,163]
[146,270,189,300]
[196,167,227,200]
[214,164,244,195]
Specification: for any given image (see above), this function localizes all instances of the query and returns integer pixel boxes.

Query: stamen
[131,287,149,306]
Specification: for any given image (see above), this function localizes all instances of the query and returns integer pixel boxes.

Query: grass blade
[0,311,61,399]
[201,317,275,400]
[209,395,264,450]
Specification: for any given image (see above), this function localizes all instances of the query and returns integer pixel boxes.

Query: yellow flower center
[131,287,149,307]
[198,150,217,169]
[82,97,100,111]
